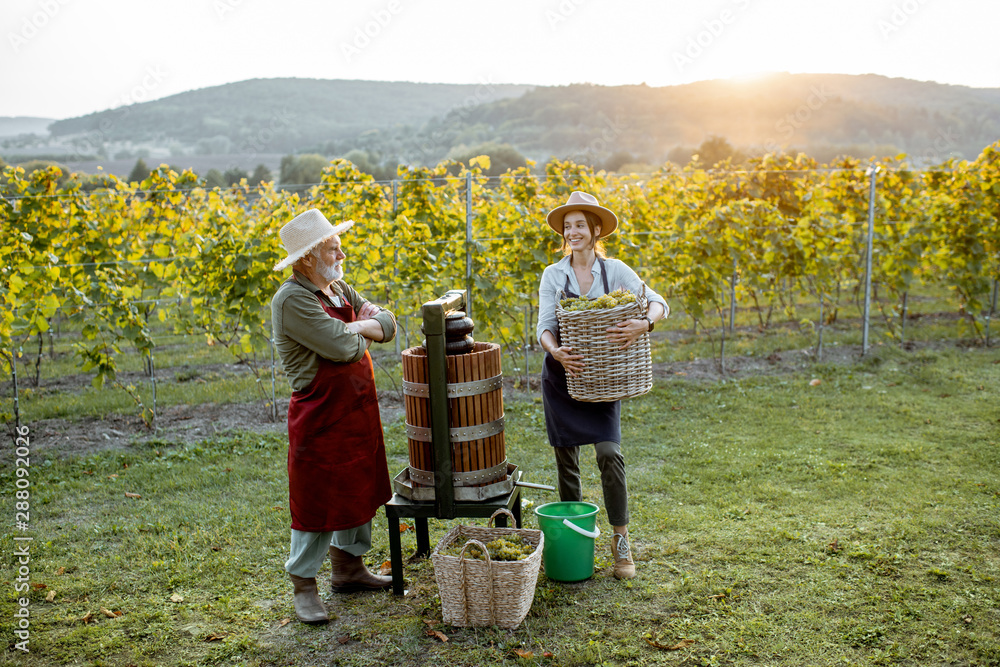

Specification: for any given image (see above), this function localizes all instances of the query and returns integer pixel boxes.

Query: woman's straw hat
[273,209,354,271]
[545,191,618,238]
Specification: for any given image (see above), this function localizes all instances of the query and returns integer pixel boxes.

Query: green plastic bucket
[534,501,601,582]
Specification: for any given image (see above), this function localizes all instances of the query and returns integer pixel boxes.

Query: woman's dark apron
[541,257,621,447]
[286,295,391,532]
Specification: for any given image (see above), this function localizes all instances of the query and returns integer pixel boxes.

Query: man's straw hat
[273,209,354,271]
[545,191,618,238]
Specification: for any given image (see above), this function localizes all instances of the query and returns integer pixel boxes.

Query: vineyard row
[2,148,999,425]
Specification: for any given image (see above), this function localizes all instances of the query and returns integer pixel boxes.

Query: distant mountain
[405,73,1000,164]
[0,117,56,137]
[48,78,532,155]
[19,74,1000,174]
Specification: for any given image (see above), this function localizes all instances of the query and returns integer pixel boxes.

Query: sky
[3,0,1000,120]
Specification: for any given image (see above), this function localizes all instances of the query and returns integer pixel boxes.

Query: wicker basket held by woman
[555,285,653,402]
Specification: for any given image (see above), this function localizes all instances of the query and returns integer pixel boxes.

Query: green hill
[32,74,1000,171]
[48,78,532,154]
[389,73,1000,164]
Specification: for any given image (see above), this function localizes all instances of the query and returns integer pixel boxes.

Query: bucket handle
[562,519,601,540]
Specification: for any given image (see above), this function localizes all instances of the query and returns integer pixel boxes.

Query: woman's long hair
[560,210,607,258]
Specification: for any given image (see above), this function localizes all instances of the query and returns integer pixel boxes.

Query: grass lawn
[2,344,999,666]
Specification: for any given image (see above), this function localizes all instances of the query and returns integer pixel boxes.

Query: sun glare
[727,70,779,84]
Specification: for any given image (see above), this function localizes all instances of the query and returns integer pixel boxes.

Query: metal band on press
[405,415,505,443]
[402,374,503,399]
[408,460,509,486]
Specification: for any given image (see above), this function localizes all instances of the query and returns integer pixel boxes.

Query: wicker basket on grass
[430,509,543,629]
[555,285,653,402]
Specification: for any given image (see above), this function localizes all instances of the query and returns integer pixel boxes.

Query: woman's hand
[606,318,648,349]
[551,346,585,377]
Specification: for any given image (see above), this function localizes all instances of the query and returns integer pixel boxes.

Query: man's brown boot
[289,574,329,624]
[328,546,392,593]
[612,532,636,580]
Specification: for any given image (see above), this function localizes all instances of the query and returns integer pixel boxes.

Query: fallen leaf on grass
[670,406,683,411]
[55,567,65,575]
[100,607,121,618]
[211,546,222,551]
[32,583,46,590]
[81,612,94,624]
[809,378,822,386]
[426,629,449,642]
[674,371,687,376]
[512,648,534,658]
[125,492,141,499]
[45,590,56,602]
[379,560,392,576]
[400,523,413,533]
[645,635,695,651]
[170,594,184,603]
[278,618,292,627]
[543,652,554,658]
[82,471,94,475]
[963,615,973,624]
[337,635,351,644]
[708,594,726,600]
[204,632,230,642]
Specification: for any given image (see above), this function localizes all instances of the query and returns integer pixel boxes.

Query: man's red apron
[286,297,391,532]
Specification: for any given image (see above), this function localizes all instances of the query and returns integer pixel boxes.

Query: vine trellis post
[10,350,20,435]
[148,349,157,428]
[728,269,738,335]
[464,171,473,320]
[862,162,879,356]
[987,279,998,347]
[268,329,278,423]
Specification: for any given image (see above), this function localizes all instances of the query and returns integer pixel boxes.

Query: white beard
[316,259,344,283]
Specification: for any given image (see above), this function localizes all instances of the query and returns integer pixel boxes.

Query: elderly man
[270,208,397,624]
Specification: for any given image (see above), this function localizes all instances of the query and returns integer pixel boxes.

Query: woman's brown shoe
[612,533,636,580]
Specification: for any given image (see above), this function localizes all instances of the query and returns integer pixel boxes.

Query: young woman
[536,191,668,579]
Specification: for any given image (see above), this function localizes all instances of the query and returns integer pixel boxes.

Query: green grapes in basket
[560,288,637,311]
[443,535,535,561]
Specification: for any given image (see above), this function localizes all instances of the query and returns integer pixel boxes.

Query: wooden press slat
[463,351,474,475]
[471,350,483,471]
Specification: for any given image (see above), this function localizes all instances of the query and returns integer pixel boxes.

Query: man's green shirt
[270,271,396,392]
